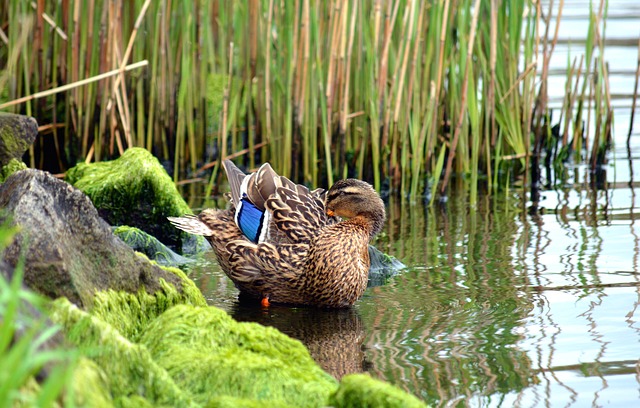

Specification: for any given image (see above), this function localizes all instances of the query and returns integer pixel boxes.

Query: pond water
[186,1,640,406]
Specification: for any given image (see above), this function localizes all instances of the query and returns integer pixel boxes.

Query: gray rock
[0,112,38,167]
[0,169,183,308]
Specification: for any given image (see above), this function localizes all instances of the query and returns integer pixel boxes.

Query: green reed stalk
[0,0,614,201]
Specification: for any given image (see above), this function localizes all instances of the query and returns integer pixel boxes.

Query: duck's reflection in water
[229,299,367,379]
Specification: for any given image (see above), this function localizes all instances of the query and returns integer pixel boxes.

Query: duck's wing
[265,180,336,244]
[244,162,281,211]
[223,160,282,210]
[222,160,247,207]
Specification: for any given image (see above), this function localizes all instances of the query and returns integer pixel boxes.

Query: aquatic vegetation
[0,1,614,203]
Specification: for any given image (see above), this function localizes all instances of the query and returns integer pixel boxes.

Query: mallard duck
[168,160,385,308]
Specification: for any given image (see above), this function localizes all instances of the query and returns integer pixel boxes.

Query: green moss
[88,267,206,341]
[139,305,338,407]
[65,147,206,253]
[330,374,427,408]
[0,158,27,182]
[50,298,197,407]
[71,358,113,407]
[113,225,192,267]
[206,396,293,408]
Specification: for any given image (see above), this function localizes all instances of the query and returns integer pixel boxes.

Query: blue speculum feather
[236,197,265,243]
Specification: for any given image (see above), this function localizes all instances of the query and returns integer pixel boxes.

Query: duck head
[325,179,386,236]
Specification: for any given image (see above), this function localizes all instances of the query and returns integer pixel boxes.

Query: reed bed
[0,0,614,203]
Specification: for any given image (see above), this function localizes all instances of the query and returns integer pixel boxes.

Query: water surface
[188,1,640,406]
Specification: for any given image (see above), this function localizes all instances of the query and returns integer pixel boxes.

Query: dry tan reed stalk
[196,141,269,174]
[499,62,538,105]
[293,1,304,122]
[340,0,358,134]
[113,44,132,150]
[427,0,450,167]
[326,0,344,125]
[111,2,149,98]
[249,0,259,78]
[105,0,151,151]
[297,0,310,125]
[379,0,401,167]
[30,1,68,40]
[534,0,557,132]
[558,57,577,146]
[441,0,481,194]
[373,0,382,49]
[0,60,148,110]
[0,27,8,45]
[405,1,425,113]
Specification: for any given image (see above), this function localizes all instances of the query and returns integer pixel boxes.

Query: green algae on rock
[70,358,114,407]
[65,147,206,253]
[0,112,38,167]
[0,158,27,183]
[88,266,206,341]
[113,225,193,267]
[206,395,293,408]
[139,304,338,407]
[51,298,197,407]
[51,290,427,407]
[330,374,427,408]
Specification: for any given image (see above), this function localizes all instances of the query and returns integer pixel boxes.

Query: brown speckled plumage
[168,161,385,308]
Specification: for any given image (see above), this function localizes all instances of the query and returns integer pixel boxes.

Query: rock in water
[0,169,183,308]
[65,147,206,254]
[0,112,38,166]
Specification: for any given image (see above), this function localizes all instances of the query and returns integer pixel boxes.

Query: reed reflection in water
[190,171,640,406]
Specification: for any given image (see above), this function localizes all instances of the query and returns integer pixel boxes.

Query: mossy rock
[0,169,186,308]
[113,225,193,267]
[368,246,406,287]
[88,266,206,341]
[0,112,38,167]
[0,158,27,183]
[65,147,206,254]
[330,374,427,408]
[52,296,336,407]
[51,297,196,407]
[139,304,338,407]
[51,281,425,407]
